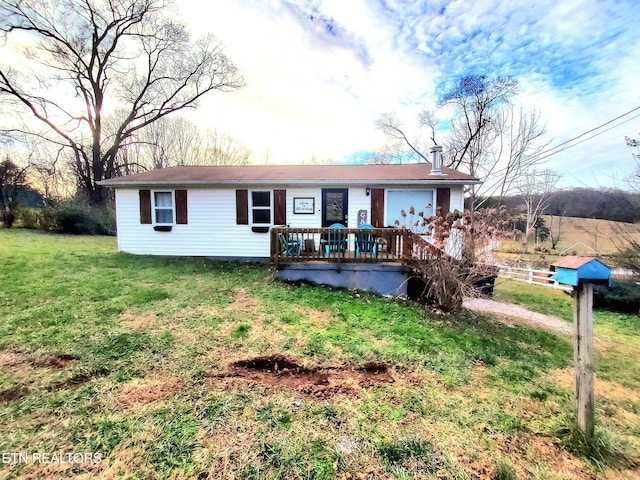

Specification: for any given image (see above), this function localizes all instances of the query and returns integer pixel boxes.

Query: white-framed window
[251,190,272,225]
[153,191,174,225]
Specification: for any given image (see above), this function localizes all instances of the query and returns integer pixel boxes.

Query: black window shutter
[175,190,188,224]
[274,189,286,225]
[139,190,152,224]
[370,188,385,227]
[436,188,451,216]
[236,189,249,225]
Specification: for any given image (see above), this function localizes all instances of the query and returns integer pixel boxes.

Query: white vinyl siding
[113,184,466,258]
[449,186,464,211]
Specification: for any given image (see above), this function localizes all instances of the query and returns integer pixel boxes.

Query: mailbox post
[551,256,612,438]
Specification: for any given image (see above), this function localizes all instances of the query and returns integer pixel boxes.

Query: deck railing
[270,226,420,267]
[270,226,453,268]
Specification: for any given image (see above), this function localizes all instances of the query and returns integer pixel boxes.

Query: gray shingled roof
[99,163,480,187]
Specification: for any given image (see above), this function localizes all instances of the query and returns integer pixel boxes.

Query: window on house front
[386,190,434,228]
[154,191,174,224]
[251,191,271,224]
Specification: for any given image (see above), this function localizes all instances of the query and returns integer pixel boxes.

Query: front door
[322,188,348,227]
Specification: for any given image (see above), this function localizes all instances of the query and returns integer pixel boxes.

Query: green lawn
[0,230,638,479]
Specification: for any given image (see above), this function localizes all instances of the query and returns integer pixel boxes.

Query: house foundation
[272,262,411,297]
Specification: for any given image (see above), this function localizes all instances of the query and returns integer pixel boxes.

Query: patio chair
[355,224,378,259]
[321,223,348,257]
[278,231,302,256]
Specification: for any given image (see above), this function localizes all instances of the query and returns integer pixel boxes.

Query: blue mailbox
[551,256,612,287]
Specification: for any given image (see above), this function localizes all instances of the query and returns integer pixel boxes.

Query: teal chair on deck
[278,231,302,256]
[321,223,348,257]
[355,224,378,259]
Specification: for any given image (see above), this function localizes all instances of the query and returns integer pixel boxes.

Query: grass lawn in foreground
[0,230,638,479]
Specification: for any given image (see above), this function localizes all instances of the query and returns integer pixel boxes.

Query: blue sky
[178,0,640,189]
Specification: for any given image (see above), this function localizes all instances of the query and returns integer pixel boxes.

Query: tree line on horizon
[484,188,640,224]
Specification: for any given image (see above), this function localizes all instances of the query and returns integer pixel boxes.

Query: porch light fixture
[366,188,370,196]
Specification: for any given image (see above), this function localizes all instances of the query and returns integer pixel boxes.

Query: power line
[532,105,640,161]
[536,111,640,162]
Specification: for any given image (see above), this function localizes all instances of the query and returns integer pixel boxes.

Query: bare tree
[547,210,567,250]
[516,169,561,251]
[1,136,73,202]
[376,112,430,163]
[378,76,548,208]
[489,106,550,199]
[170,117,202,166]
[0,0,243,206]
[302,154,334,165]
[367,141,419,165]
[625,134,640,190]
[0,155,28,227]
[136,116,201,169]
[199,127,251,166]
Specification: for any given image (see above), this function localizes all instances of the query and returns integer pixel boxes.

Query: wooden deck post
[573,282,595,437]
[270,228,279,268]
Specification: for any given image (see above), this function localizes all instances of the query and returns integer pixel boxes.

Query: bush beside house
[14,201,115,235]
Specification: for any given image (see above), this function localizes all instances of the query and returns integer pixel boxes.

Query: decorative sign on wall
[357,210,368,226]
[293,197,315,214]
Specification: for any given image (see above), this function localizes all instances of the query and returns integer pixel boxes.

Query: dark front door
[322,188,348,227]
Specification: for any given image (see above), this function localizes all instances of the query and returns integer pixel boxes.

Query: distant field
[495,216,640,265]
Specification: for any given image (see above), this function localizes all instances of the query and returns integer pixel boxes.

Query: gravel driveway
[463,297,573,335]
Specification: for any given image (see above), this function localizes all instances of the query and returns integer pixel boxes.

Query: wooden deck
[270,227,445,268]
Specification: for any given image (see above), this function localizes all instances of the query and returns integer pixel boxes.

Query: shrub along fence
[593,279,640,315]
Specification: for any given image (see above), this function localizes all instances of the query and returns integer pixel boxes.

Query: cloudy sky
[173,0,640,190]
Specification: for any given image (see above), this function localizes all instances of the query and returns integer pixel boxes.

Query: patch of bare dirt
[1,367,109,403]
[550,368,640,404]
[0,385,30,403]
[293,307,334,326]
[120,311,160,330]
[0,351,90,402]
[208,354,393,399]
[47,368,110,392]
[226,288,259,311]
[122,378,185,405]
[495,432,593,479]
[0,351,78,370]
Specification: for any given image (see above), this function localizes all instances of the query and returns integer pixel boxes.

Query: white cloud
[3,0,638,187]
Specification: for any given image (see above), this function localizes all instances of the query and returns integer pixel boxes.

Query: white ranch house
[99,162,478,261]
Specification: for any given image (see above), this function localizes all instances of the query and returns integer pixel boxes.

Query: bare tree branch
[516,169,561,251]
[377,76,549,209]
[0,0,243,205]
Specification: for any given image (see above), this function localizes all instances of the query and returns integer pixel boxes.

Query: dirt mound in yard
[47,368,109,392]
[211,354,394,399]
[0,351,79,370]
[0,385,30,402]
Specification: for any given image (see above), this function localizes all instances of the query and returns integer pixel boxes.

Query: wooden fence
[495,264,570,290]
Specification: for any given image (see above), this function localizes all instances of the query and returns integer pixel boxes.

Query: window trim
[152,190,175,226]
[384,188,435,227]
[250,190,273,226]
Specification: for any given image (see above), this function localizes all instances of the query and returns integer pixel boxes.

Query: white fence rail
[495,264,572,291]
